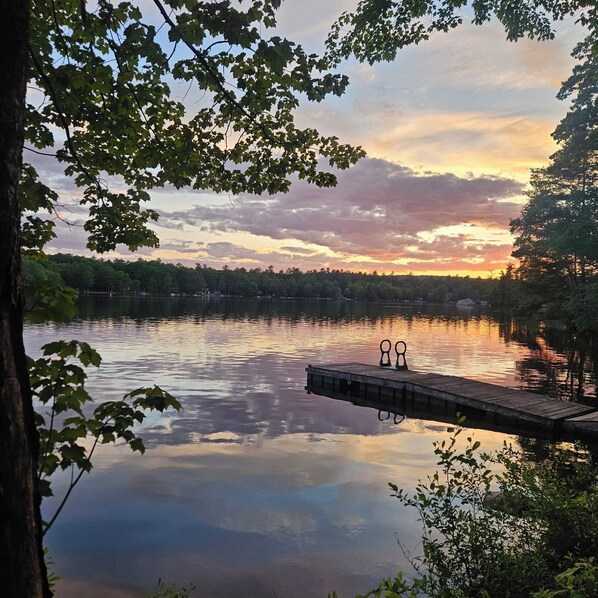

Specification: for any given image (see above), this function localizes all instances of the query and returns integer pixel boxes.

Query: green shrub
[361,417,598,597]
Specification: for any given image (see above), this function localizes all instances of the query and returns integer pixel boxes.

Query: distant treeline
[23,253,501,303]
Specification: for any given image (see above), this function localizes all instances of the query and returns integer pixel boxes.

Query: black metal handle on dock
[395,341,408,371]
[379,339,392,367]
[379,338,409,370]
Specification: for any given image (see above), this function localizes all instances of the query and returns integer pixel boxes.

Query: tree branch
[24,146,58,157]
[28,46,103,190]
[151,0,290,149]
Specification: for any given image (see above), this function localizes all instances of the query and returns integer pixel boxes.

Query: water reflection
[75,295,493,323]
[495,316,598,403]
[71,296,598,405]
[23,297,598,597]
[306,383,563,442]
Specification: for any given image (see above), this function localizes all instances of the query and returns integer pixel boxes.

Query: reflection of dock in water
[305,363,598,441]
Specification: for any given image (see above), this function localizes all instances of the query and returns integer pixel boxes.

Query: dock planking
[306,362,598,438]
[562,412,598,437]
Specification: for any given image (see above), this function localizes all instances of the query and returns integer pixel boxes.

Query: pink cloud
[158,157,524,261]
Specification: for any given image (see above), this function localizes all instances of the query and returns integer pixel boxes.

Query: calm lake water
[24,297,598,597]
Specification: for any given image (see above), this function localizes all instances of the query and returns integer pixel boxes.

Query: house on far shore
[456,298,476,307]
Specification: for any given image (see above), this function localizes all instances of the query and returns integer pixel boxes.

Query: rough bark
[0,0,50,595]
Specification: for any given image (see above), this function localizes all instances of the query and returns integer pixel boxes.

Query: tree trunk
[0,0,50,595]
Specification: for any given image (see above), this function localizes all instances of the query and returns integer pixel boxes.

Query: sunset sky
[39,1,585,276]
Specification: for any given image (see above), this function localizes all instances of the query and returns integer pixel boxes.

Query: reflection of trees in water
[498,316,598,463]
[75,295,493,326]
[499,316,598,404]
[512,435,598,490]
[507,320,598,467]
[75,297,598,403]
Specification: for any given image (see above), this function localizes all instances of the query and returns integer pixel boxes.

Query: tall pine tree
[511,34,598,325]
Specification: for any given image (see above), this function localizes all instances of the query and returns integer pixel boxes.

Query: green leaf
[129,438,146,454]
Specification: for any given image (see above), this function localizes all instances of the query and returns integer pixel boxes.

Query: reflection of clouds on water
[330,514,366,537]
[43,430,444,595]
[210,506,319,538]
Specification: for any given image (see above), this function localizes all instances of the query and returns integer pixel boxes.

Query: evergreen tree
[511,36,598,324]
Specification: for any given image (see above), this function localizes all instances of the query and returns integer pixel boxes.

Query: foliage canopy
[326,0,594,65]
[24,0,363,254]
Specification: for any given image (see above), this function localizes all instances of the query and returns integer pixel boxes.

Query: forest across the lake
[25,253,500,303]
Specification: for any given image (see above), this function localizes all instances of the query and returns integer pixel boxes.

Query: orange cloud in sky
[364,111,559,179]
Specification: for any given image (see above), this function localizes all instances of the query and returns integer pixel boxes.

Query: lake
[24,297,598,597]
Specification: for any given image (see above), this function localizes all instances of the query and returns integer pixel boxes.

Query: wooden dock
[306,363,598,440]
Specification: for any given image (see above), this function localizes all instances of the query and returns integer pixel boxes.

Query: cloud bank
[148,157,524,273]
